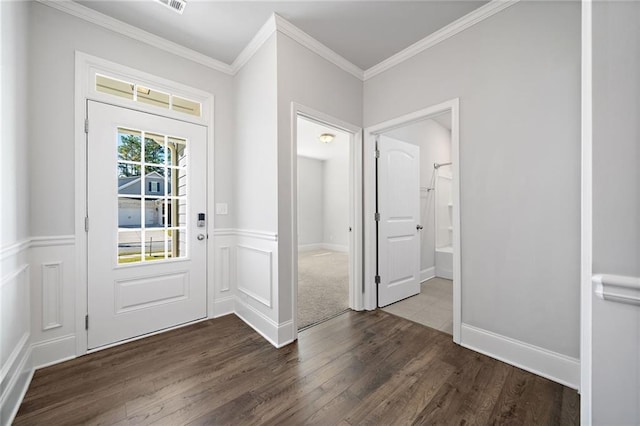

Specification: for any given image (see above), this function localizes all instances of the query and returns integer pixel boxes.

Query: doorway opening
[296,116,351,329]
[292,105,363,333]
[381,114,454,335]
[364,99,461,343]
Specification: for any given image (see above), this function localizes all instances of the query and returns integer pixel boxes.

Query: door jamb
[363,98,461,344]
[74,52,215,356]
[290,102,363,339]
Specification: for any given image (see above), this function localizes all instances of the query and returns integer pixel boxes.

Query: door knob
[416,224,424,230]
[197,234,205,241]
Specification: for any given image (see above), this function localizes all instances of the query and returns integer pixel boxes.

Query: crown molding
[273,14,365,81]
[34,0,519,82]
[34,0,234,75]
[363,0,521,81]
[231,14,278,74]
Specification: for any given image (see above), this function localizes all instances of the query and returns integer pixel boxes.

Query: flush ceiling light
[319,133,335,144]
[156,0,186,14]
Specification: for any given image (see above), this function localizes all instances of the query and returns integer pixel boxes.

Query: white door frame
[290,103,363,337]
[74,52,215,355]
[364,98,461,344]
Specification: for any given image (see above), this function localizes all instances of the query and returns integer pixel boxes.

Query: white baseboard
[0,335,33,426]
[420,267,435,283]
[212,296,235,318]
[460,324,580,390]
[31,335,76,370]
[298,243,324,252]
[298,243,349,253]
[234,297,293,349]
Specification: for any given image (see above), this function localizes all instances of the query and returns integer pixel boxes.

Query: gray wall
[28,2,236,236]
[1,0,30,246]
[297,156,324,246]
[277,32,363,322]
[234,34,278,232]
[592,1,640,423]
[322,146,350,250]
[364,1,581,358]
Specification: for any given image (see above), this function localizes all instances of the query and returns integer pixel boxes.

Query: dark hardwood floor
[14,311,579,425]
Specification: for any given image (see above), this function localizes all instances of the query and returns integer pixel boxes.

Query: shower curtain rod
[434,162,452,169]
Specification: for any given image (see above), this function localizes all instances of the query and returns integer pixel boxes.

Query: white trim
[31,235,75,248]
[0,337,33,426]
[31,335,77,370]
[364,99,461,344]
[274,14,364,80]
[420,267,436,283]
[213,228,278,241]
[0,239,30,260]
[35,0,519,84]
[34,0,233,75]
[0,333,29,386]
[234,297,293,348]
[363,0,521,80]
[212,296,235,318]
[231,14,278,74]
[461,324,580,390]
[593,274,640,306]
[581,0,593,422]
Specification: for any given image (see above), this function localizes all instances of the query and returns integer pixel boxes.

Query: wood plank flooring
[14,311,579,425]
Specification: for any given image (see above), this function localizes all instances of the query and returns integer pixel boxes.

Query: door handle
[416,224,424,231]
[197,234,205,241]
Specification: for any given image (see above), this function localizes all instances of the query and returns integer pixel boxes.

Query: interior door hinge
[84,119,89,134]
[85,315,89,330]
[374,212,380,221]
[84,217,89,232]
[374,149,380,158]
[375,275,381,284]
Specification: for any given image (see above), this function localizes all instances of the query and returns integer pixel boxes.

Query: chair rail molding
[593,274,640,306]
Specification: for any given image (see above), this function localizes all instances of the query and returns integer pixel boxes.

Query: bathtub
[435,245,453,279]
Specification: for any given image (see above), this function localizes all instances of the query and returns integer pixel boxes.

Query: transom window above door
[96,74,201,117]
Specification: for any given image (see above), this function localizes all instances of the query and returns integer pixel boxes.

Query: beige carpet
[298,249,349,329]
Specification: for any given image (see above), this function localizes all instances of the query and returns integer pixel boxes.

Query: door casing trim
[363,98,461,344]
[290,102,363,339]
[74,52,215,356]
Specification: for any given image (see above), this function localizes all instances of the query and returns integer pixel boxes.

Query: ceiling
[297,116,349,161]
[74,1,488,70]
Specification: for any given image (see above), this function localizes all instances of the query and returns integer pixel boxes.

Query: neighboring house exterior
[118,172,169,228]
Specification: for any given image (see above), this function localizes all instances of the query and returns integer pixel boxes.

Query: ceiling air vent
[156,0,186,15]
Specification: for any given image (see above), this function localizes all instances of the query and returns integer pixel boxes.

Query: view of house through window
[117,127,188,264]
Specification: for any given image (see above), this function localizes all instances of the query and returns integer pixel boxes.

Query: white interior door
[377,135,421,307]
[87,101,207,349]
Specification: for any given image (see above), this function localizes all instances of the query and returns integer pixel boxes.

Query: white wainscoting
[461,323,580,390]
[214,228,293,348]
[0,241,32,426]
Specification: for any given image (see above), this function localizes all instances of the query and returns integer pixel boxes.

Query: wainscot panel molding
[461,324,580,390]
[236,245,273,308]
[41,262,63,331]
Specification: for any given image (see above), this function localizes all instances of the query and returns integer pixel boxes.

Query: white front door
[87,101,207,349]
[377,135,421,307]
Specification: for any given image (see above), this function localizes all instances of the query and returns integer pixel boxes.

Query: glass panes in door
[117,127,189,264]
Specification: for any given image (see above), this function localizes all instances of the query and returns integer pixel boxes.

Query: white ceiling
[297,116,349,161]
[74,1,488,70]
